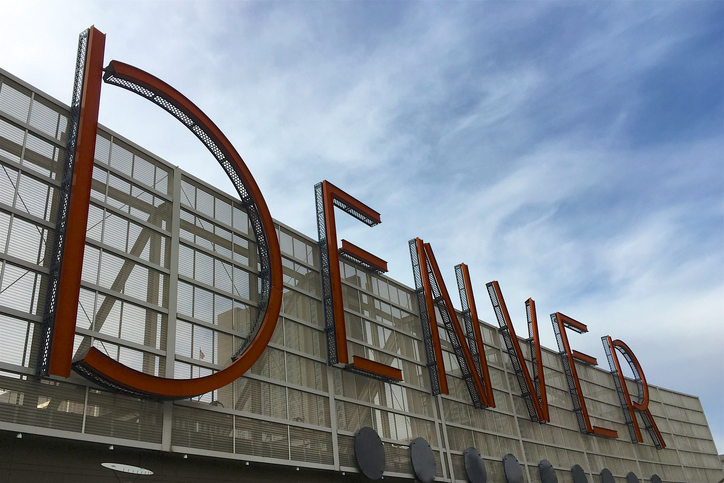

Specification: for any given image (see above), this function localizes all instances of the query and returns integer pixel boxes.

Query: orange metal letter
[413,238,449,395]
[552,313,617,438]
[48,26,106,377]
[316,181,402,382]
[414,240,488,408]
[486,281,548,421]
[65,60,283,399]
[603,336,665,448]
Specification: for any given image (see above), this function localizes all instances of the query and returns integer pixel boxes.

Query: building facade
[0,64,721,483]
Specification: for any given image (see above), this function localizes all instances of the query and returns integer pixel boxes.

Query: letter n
[409,238,491,408]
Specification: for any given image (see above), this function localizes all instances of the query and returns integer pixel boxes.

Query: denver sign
[39,27,664,449]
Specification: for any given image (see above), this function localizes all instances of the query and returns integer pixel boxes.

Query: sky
[1,0,722,454]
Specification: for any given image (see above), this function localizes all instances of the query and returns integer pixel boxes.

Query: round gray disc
[600,468,614,483]
[353,427,385,480]
[463,447,487,483]
[650,475,662,483]
[410,437,436,483]
[626,472,639,483]
[571,464,588,483]
[538,459,558,483]
[502,454,524,483]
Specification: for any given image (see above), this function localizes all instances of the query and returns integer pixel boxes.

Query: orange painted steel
[460,263,494,407]
[490,281,549,421]
[49,26,106,377]
[554,312,617,438]
[321,181,348,365]
[351,356,403,381]
[423,243,487,402]
[415,238,448,395]
[323,181,381,224]
[605,336,664,446]
[605,335,642,442]
[320,181,399,380]
[340,239,388,273]
[572,350,598,365]
[74,60,283,398]
[592,426,619,438]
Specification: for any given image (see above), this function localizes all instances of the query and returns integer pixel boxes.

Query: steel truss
[37,29,90,377]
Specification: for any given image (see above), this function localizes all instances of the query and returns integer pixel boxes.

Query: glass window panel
[0,120,23,162]
[193,285,213,323]
[0,82,30,122]
[110,142,133,176]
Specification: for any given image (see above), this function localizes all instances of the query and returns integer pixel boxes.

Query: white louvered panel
[195,185,214,219]
[192,284,213,323]
[110,141,133,177]
[0,161,20,206]
[180,180,195,208]
[288,388,330,428]
[131,154,155,190]
[289,426,333,465]
[85,389,163,443]
[0,374,85,433]
[94,133,111,164]
[22,133,62,180]
[232,205,248,235]
[0,314,35,367]
[337,434,356,468]
[451,453,465,482]
[172,405,233,453]
[214,258,233,294]
[286,353,327,391]
[284,319,323,358]
[215,197,231,227]
[154,164,171,196]
[234,415,289,460]
[234,377,287,420]
[0,210,9,253]
[0,122,23,165]
[6,216,44,265]
[0,263,43,314]
[384,442,412,475]
[0,80,31,123]
[214,293,233,328]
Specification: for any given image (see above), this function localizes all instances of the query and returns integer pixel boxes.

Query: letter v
[486,281,549,423]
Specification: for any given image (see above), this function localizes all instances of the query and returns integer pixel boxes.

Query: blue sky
[2,1,722,453]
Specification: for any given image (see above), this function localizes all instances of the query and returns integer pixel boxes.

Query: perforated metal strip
[408,239,441,396]
[37,28,89,377]
[315,182,337,366]
[102,72,271,363]
[486,282,540,422]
